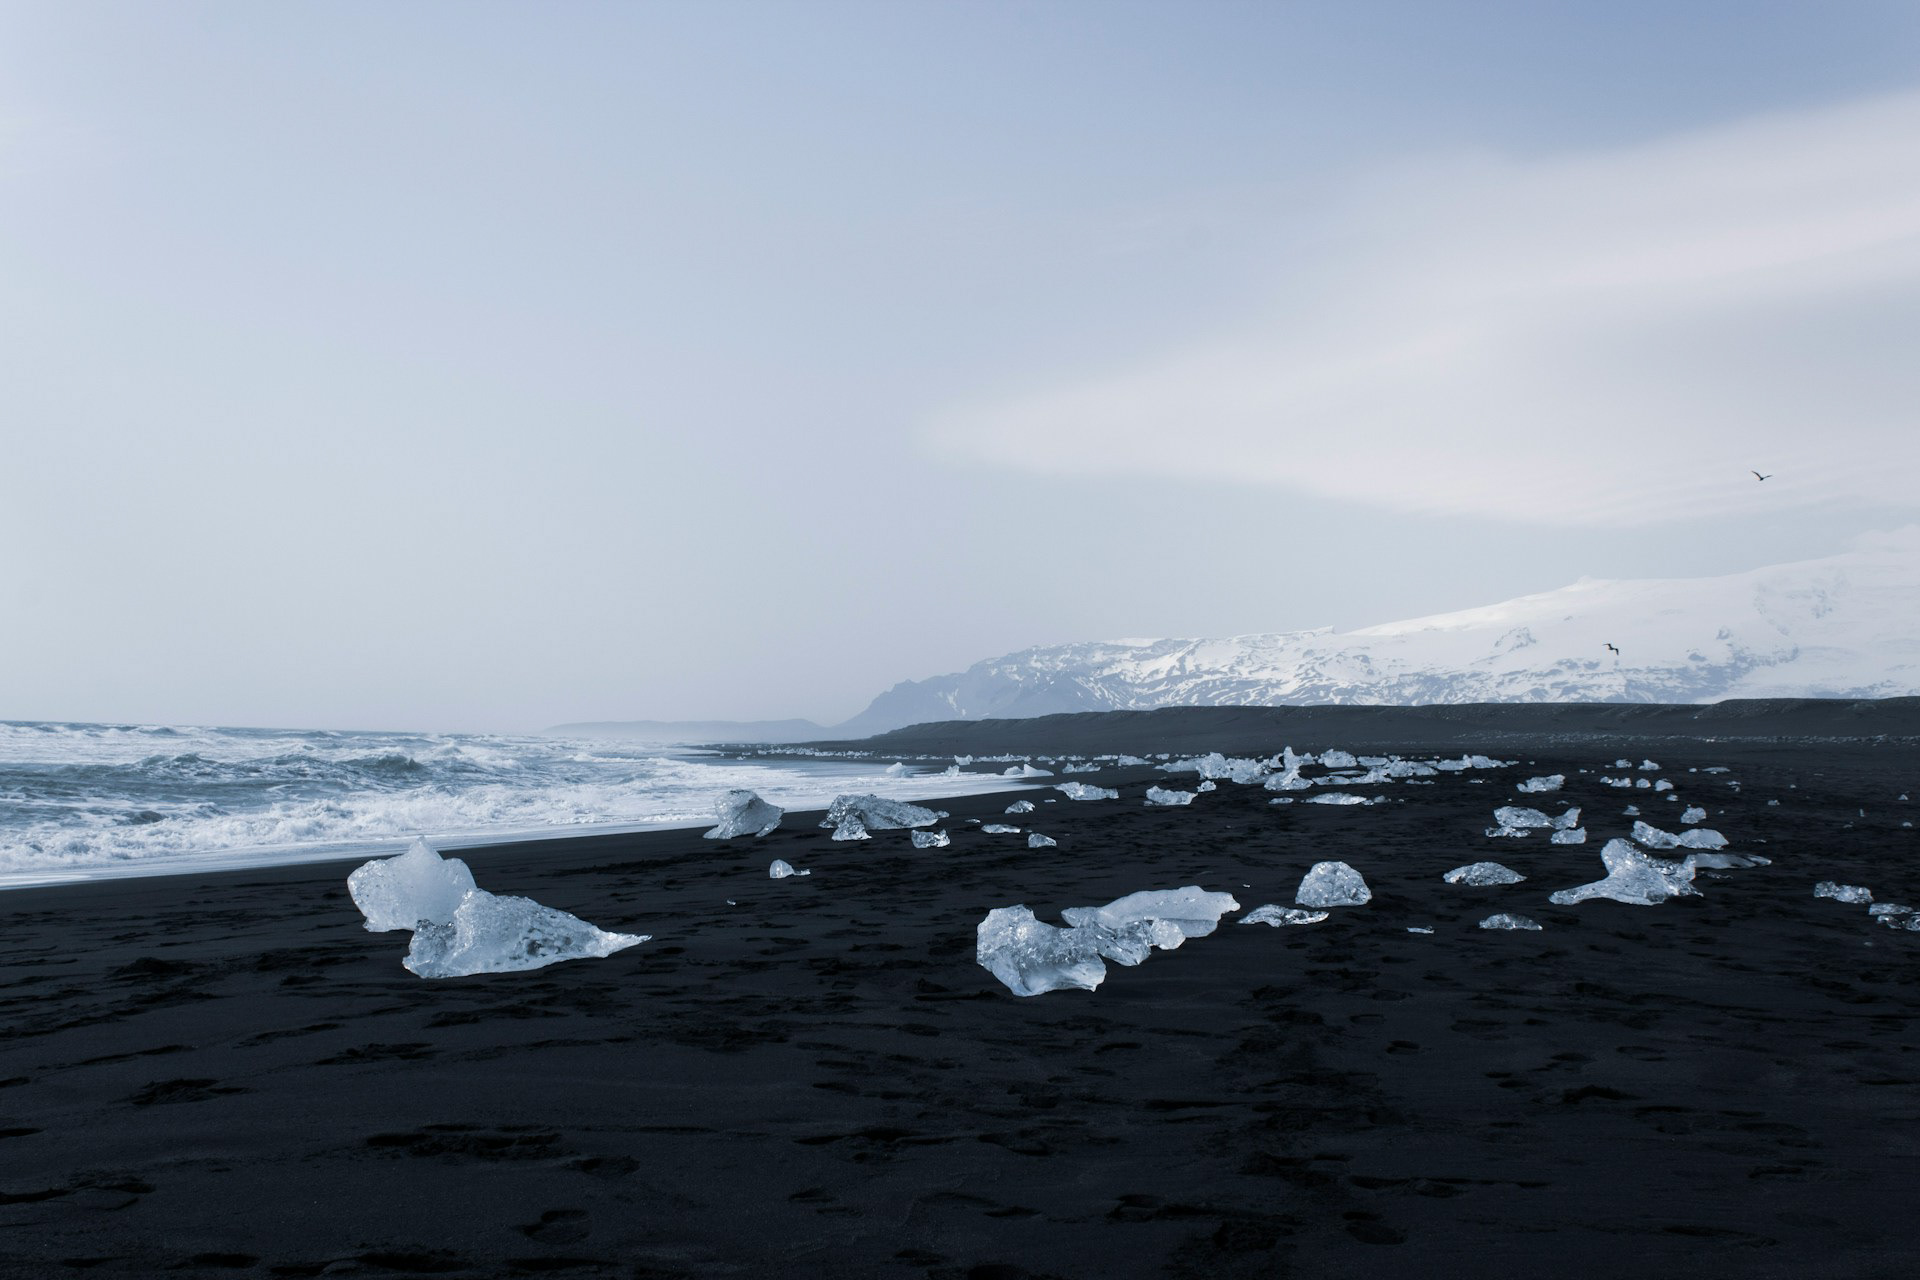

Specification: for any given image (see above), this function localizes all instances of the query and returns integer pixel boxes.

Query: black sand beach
[3,710,1918,1278]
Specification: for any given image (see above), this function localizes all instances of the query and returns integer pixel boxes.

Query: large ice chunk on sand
[348,839,477,932]
[976,886,1241,997]
[1296,861,1371,908]
[1814,881,1873,904]
[1549,839,1699,906]
[768,859,809,878]
[820,794,946,831]
[1061,887,1240,942]
[1145,786,1197,806]
[911,829,950,849]
[704,789,783,840]
[1493,806,1554,830]
[1479,913,1542,931]
[1240,904,1329,927]
[1056,781,1119,801]
[404,893,647,979]
[1444,862,1525,886]
[1517,775,1564,793]
[1632,820,1729,851]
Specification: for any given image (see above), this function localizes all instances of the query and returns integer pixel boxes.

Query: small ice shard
[884,761,910,776]
[703,789,783,840]
[1681,806,1708,825]
[769,858,810,878]
[1027,832,1057,848]
[1296,861,1371,908]
[1614,758,1632,768]
[1879,915,1920,932]
[1601,777,1632,789]
[1550,827,1589,844]
[1305,792,1375,806]
[1640,760,1660,771]
[1814,881,1872,904]
[1517,775,1564,793]
[1479,912,1542,931]
[1003,763,1053,777]
[941,764,961,777]
[831,815,870,841]
[1005,800,1036,814]
[1549,838,1700,906]
[975,906,1109,996]
[1407,925,1435,935]
[981,823,1021,834]
[1624,804,1641,816]
[1689,851,1769,868]
[1444,861,1525,886]
[1635,779,1652,790]
[1268,797,1294,805]
[1632,820,1729,851]
[403,892,648,980]
[1197,780,1218,792]
[1319,750,1358,768]
[348,839,478,933]
[1654,779,1673,792]
[820,793,946,831]
[1056,782,1119,801]
[1240,904,1329,927]
[1145,786,1197,806]
[1552,807,1582,830]
[1869,903,1914,917]
[911,829,950,849]
[1494,806,1554,830]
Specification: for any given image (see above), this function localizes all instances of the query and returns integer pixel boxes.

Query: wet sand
[2,724,1917,1278]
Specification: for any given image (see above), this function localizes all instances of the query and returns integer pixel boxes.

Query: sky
[3,0,1918,732]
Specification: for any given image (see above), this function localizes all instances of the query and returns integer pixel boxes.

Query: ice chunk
[348,839,477,933]
[1056,781,1119,801]
[1552,807,1582,830]
[941,764,961,777]
[981,823,1021,834]
[1406,925,1435,934]
[1681,806,1708,825]
[1296,861,1371,908]
[768,858,810,878]
[703,789,783,840]
[1640,760,1660,771]
[1145,786,1197,806]
[1632,820,1728,851]
[1003,763,1053,777]
[1549,838,1700,906]
[1240,904,1329,927]
[1550,827,1588,844]
[1005,800,1036,814]
[911,829,950,849]
[1305,792,1376,805]
[820,793,946,831]
[1494,806,1554,829]
[975,906,1109,996]
[1614,759,1632,768]
[1624,804,1641,816]
[1319,750,1358,768]
[1814,881,1872,904]
[831,816,869,841]
[1197,780,1217,792]
[1868,903,1913,917]
[1062,887,1241,942]
[402,890,646,979]
[1689,851,1769,868]
[1654,779,1673,792]
[1444,861,1525,886]
[1479,913,1542,931]
[1027,832,1057,849]
[1879,915,1920,932]
[884,761,910,776]
[1517,775,1564,793]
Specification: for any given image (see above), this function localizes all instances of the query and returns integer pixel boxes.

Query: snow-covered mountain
[839,528,1920,736]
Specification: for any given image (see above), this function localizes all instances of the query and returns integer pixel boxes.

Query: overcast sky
[4,1,1918,732]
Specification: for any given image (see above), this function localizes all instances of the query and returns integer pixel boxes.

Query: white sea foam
[0,720,1010,888]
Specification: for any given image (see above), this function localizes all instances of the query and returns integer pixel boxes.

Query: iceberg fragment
[1444,862,1525,886]
[1517,775,1564,793]
[1550,827,1588,844]
[820,793,946,831]
[703,789,783,840]
[1479,912,1543,931]
[981,823,1021,834]
[1060,887,1240,942]
[1681,806,1708,825]
[1632,820,1728,850]
[1305,792,1377,805]
[348,839,477,933]
[1003,763,1053,777]
[768,859,810,878]
[911,829,950,849]
[884,761,910,776]
[1027,832,1057,849]
[1005,800,1036,814]
[1814,881,1873,904]
[832,815,870,841]
[1056,781,1119,801]
[977,887,1240,996]
[1319,750,1358,768]
[1549,838,1699,906]
[1868,903,1913,917]
[1296,861,1371,908]
[1494,806,1554,829]
[1240,904,1329,927]
[1145,786,1197,806]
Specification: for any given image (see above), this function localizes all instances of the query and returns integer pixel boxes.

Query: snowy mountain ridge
[839,528,1920,736]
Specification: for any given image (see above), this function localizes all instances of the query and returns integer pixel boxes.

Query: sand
[2,717,1917,1278]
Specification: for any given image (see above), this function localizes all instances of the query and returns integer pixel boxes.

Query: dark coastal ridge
[3,705,1917,1278]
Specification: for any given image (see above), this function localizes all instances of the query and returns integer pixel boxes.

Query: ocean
[0,719,993,889]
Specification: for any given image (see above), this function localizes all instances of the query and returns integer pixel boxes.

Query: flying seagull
[1605,643,1620,655]
[1752,470,1772,481]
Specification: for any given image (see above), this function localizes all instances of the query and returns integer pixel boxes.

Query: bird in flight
[1752,470,1772,481]
[1605,643,1620,655]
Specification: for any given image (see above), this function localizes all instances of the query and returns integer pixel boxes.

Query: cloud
[925,90,1920,526]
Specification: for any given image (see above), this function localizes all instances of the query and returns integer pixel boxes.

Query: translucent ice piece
[1296,861,1371,908]
[1814,881,1872,904]
[831,815,870,841]
[884,762,910,776]
[403,890,647,979]
[1633,820,1729,851]
[1517,775,1564,793]
[820,793,946,831]
[1552,807,1582,830]
[1319,750,1358,768]
[1550,827,1588,844]
[1444,861,1525,886]
[1061,887,1240,943]
[1145,786,1196,806]
[1688,851,1769,868]
[1479,913,1542,931]
[981,823,1021,834]
[1681,806,1708,825]
[1005,800,1036,814]
[703,789,783,840]
[974,906,1108,997]
[348,839,477,933]
[769,859,810,878]
[1549,838,1700,906]
[1240,904,1329,927]
[1003,763,1053,777]
[1057,782,1119,801]
[1027,832,1057,848]
[911,829,950,849]
[1306,792,1376,805]
[1494,806,1554,829]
